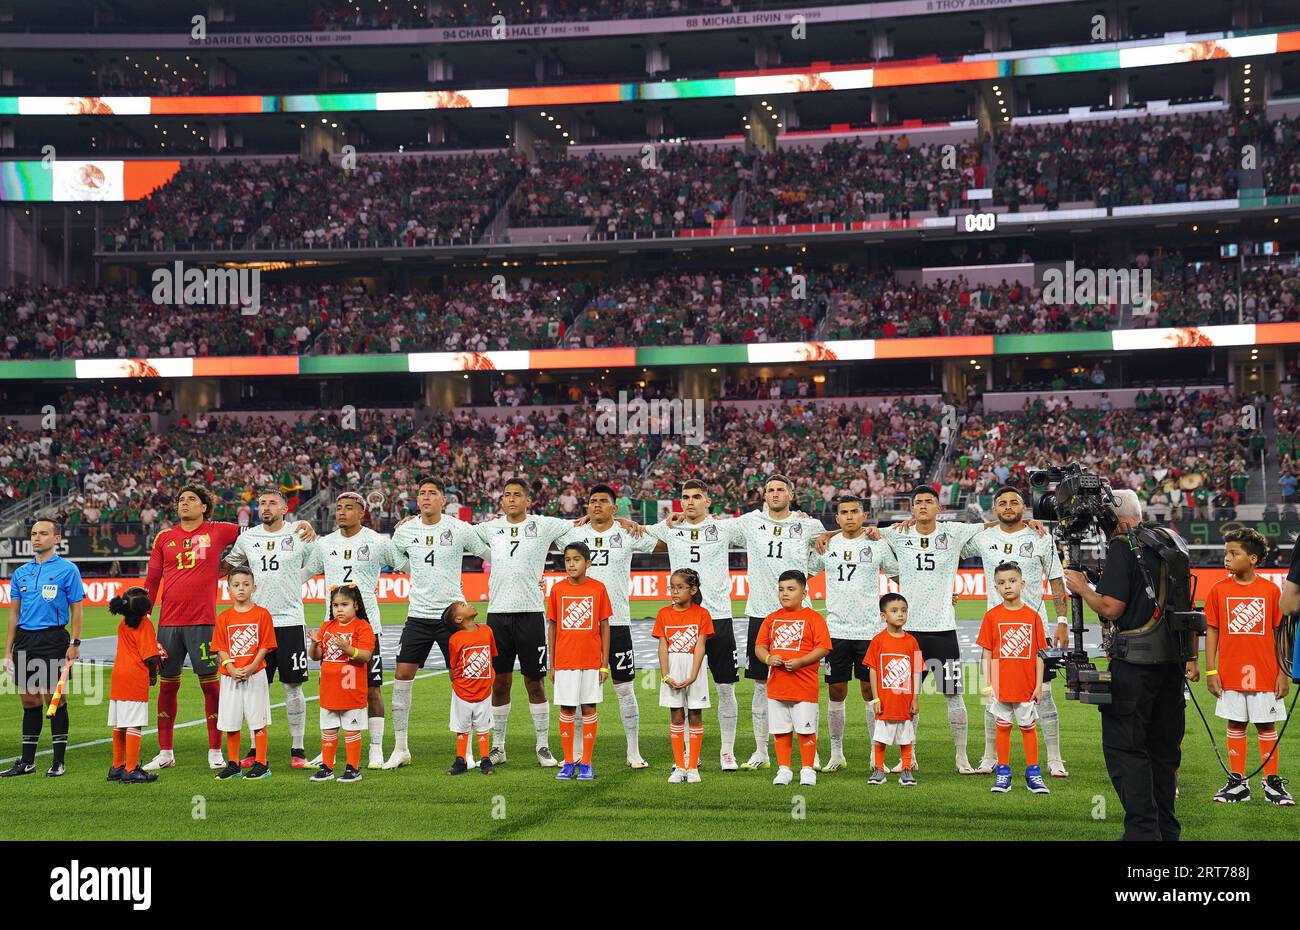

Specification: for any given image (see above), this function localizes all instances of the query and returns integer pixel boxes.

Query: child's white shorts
[768,698,818,735]
[216,673,271,732]
[106,699,149,729]
[660,653,710,709]
[873,718,916,746]
[1215,690,1287,724]
[553,668,603,706]
[450,693,493,733]
[320,706,367,730]
[990,699,1038,727]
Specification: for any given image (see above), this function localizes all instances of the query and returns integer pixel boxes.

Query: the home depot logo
[666,624,699,653]
[560,596,594,631]
[1227,597,1266,636]
[998,623,1033,660]
[770,619,805,651]
[882,654,911,692]
[227,623,259,658]
[322,631,352,662]
[459,644,492,680]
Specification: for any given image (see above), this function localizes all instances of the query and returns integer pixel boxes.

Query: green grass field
[0,601,1294,840]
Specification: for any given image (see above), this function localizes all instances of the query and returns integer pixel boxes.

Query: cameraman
[1063,489,1199,841]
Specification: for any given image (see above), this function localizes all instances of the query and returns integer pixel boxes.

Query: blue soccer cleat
[1025,764,1050,794]
[992,764,1012,793]
[577,763,595,780]
[556,762,577,780]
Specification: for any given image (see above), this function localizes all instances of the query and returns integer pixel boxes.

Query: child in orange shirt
[653,568,714,784]
[211,567,277,781]
[547,542,612,781]
[307,585,375,783]
[976,563,1049,795]
[445,600,498,776]
[755,570,830,787]
[1205,528,1292,805]
[107,587,161,785]
[864,593,922,786]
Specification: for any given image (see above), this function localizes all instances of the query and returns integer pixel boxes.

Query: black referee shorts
[11,627,69,694]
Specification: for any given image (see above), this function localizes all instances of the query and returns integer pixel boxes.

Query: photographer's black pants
[1100,660,1184,841]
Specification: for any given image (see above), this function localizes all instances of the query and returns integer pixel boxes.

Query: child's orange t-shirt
[110,618,159,703]
[1204,575,1282,693]
[450,625,497,703]
[651,603,715,654]
[317,618,376,711]
[210,604,276,676]
[864,631,922,722]
[975,602,1048,704]
[756,606,830,704]
[547,576,613,670]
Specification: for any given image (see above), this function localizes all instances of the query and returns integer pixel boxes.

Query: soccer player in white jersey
[879,485,985,774]
[384,476,491,769]
[806,495,898,772]
[474,477,578,768]
[646,479,743,771]
[560,484,658,768]
[302,492,405,769]
[963,485,1069,777]
[224,489,317,769]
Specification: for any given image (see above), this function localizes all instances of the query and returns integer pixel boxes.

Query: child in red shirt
[307,585,375,783]
[107,587,160,785]
[653,568,714,784]
[864,593,923,786]
[445,600,498,776]
[211,567,277,781]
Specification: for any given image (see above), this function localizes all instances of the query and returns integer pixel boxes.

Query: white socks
[983,706,998,762]
[390,679,414,754]
[751,681,769,756]
[492,701,511,751]
[529,701,550,750]
[945,693,968,762]
[283,681,307,752]
[615,681,641,758]
[716,682,738,756]
[864,698,876,742]
[828,700,846,756]
[1039,687,1062,764]
[368,715,385,755]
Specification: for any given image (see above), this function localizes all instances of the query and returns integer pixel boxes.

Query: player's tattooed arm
[1050,578,1069,648]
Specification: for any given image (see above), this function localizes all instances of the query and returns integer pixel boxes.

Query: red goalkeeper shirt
[145,520,240,628]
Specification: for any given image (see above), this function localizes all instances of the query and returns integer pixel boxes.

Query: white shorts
[450,693,493,733]
[216,673,272,732]
[106,700,149,729]
[991,700,1038,727]
[320,706,367,731]
[552,668,603,707]
[873,719,916,746]
[660,652,711,709]
[1215,690,1287,724]
[768,699,818,735]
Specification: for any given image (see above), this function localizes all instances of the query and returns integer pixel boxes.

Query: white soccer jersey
[963,525,1063,631]
[882,521,984,633]
[225,524,316,628]
[807,534,899,640]
[559,523,658,626]
[474,514,573,614]
[647,516,734,621]
[393,514,490,620]
[732,510,825,619]
[303,526,405,634]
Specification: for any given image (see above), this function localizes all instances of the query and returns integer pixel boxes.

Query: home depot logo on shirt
[561,595,594,631]
[322,631,354,662]
[770,618,805,651]
[459,644,492,680]
[998,622,1033,660]
[882,654,912,692]
[227,623,259,657]
[666,624,699,653]
[1227,597,1266,636]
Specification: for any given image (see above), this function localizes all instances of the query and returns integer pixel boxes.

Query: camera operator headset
[1062,488,1198,842]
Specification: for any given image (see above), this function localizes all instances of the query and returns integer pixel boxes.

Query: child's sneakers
[215,761,242,780]
[799,766,817,786]
[1025,764,1050,794]
[772,766,794,786]
[338,765,363,783]
[992,764,1012,793]
[867,768,887,785]
[479,757,496,776]
[576,763,595,781]
[686,768,702,783]
[448,756,469,776]
[1262,775,1294,806]
[899,769,917,787]
[106,765,125,782]
[1213,773,1250,803]
[120,767,158,785]
[245,761,271,780]
[309,764,334,782]
[555,762,577,780]
[668,767,687,784]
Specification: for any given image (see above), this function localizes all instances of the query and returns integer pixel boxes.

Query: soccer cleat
[536,746,559,768]
[577,763,595,780]
[309,764,334,782]
[1025,765,1050,794]
[899,769,917,787]
[245,762,271,780]
[141,750,174,772]
[955,755,976,775]
[120,767,158,785]
[1,761,36,778]
[1213,774,1250,803]
[290,750,308,770]
[772,766,794,786]
[447,757,469,776]
[240,749,256,769]
[1263,775,1294,806]
[1048,759,1070,778]
[812,752,821,769]
[306,752,324,767]
[215,761,243,780]
[338,765,363,783]
[479,757,496,776]
[741,751,771,771]
[800,766,817,786]
[867,768,887,785]
[820,753,848,773]
[686,768,702,783]
[368,749,385,770]
[991,765,1012,793]
[627,756,650,770]
[106,765,125,782]
[555,762,577,780]
[208,749,226,770]
[382,748,413,770]
[668,767,687,784]
[974,756,998,775]
[720,752,739,772]
[889,753,919,774]
[46,762,65,778]
[488,746,508,766]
